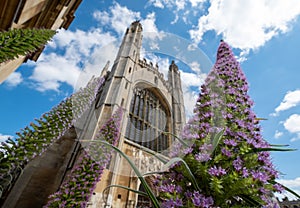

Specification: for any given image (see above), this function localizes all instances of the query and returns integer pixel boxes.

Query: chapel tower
[87,21,186,207]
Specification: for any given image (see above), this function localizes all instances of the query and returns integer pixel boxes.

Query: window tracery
[125,87,170,152]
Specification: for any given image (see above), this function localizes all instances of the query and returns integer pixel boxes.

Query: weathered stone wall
[2,128,77,208]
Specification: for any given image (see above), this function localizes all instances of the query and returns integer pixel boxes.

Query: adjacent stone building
[279,197,300,208]
[0,0,83,83]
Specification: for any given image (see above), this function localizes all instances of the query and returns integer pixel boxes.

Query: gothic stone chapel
[2,21,186,208]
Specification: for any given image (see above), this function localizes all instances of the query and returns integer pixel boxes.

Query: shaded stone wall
[2,128,77,208]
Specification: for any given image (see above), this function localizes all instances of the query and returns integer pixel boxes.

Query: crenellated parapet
[138,58,159,71]
[138,58,171,91]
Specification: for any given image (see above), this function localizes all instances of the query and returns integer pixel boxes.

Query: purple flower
[183,147,193,154]
[157,40,280,207]
[195,153,211,162]
[251,170,270,183]
[233,157,243,171]
[208,166,227,177]
[199,143,213,151]
[160,184,176,193]
[221,148,232,157]
[223,139,237,146]
[273,183,284,193]
[162,197,183,208]
[191,191,214,207]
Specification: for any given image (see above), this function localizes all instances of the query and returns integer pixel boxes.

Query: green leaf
[271,181,300,199]
[165,157,201,192]
[270,144,290,147]
[239,194,262,207]
[126,140,168,164]
[0,28,56,63]
[162,131,190,147]
[102,184,148,198]
[253,147,297,152]
[256,117,267,121]
[143,171,166,177]
[85,140,160,208]
[212,128,225,154]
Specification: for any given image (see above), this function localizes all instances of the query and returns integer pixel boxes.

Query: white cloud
[182,86,198,118]
[283,114,300,142]
[93,4,163,41]
[147,0,165,9]
[276,177,300,200]
[0,133,13,142]
[274,130,283,139]
[147,0,206,10]
[141,12,159,33]
[92,11,110,25]
[4,72,23,87]
[146,0,207,27]
[28,5,167,93]
[189,61,201,73]
[93,3,141,35]
[189,0,207,7]
[142,52,170,78]
[29,53,81,92]
[175,0,186,10]
[147,0,174,9]
[171,14,179,24]
[29,28,117,92]
[189,0,300,53]
[272,90,300,116]
[284,114,300,133]
[51,28,116,57]
[141,12,165,40]
[180,70,206,87]
[180,70,206,117]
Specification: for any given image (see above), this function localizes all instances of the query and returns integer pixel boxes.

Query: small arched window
[154,76,158,84]
[129,67,132,73]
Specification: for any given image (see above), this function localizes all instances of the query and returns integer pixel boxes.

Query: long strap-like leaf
[102,184,148,198]
[165,157,201,192]
[87,140,161,208]
[270,180,300,199]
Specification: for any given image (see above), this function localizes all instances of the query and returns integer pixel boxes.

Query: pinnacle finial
[169,60,178,72]
[130,20,143,31]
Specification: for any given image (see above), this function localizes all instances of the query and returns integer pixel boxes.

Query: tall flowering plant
[157,41,286,207]
[0,76,104,199]
[0,28,56,63]
[44,108,122,208]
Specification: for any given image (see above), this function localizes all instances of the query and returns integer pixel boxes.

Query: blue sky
[1,0,300,199]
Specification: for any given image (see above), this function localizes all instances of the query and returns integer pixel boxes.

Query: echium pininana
[0,76,104,199]
[44,108,122,208]
[158,41,282,207]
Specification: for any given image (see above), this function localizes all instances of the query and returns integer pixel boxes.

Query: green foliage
[0,28,56,63]
[0,76,104,199]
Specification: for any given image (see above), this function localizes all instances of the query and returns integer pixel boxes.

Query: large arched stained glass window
[125,87,170,152]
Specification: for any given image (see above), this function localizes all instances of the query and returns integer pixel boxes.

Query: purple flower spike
[157,41,281,207]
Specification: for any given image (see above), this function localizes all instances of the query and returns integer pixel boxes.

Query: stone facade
[279,197,300,208]
[84,21,186,207]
